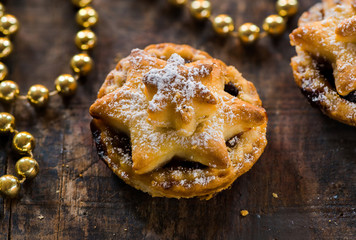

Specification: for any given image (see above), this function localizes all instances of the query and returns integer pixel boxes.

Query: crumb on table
[240,210,249,217]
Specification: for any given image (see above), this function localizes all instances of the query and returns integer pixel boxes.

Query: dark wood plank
[0,0,354,239]
[0,138,10,240]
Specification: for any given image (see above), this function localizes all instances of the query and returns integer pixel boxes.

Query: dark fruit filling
[226,133,243,148]
[224,82,239,97]
[91,120,132,160]
[314,56,356,103]
[314,56,335,88]
[162,156,207,171]
[343,91,356,103]
[301,88,324,109]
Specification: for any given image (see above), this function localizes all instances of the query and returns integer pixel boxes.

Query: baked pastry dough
[90,43,267,199]
[290,0,356,126]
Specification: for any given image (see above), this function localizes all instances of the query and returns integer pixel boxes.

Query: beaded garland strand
[0,0,98,199]
[169,0,299,44]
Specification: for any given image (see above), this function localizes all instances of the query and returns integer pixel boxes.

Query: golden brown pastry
[89,43,267,199]
[290,0,356,126]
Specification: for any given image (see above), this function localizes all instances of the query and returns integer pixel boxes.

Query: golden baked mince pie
[290,0,356,126]
[89,43,267,199]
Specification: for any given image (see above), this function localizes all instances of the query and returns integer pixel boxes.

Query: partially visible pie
[89,43,267,199]
[290,0,356,126]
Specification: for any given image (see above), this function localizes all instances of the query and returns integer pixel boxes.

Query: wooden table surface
[0,0,355,239]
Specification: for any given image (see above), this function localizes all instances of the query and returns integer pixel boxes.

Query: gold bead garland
[263,15,286,36]
[0,0,98,199]
[212,14,234,36]
[190,0,211,20]
[170,0,299,44]
[0,112,38,198]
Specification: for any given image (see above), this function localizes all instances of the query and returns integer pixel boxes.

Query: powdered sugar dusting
[102,51,227,154]
[102,49,266,157]
[143,53,212,112]
[336,16,356,36]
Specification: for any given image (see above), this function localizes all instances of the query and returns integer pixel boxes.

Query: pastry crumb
[272,193,279,198]
[240,210,249,217]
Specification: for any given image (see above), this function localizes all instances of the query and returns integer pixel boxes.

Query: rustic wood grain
[0,0,355,239]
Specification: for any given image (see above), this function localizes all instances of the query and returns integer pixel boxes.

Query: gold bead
[168,0,187,6]
[212,14,235,36]
[0,112,15,134]
[71,53,93,76]
[0,37,12,58]
[12,131,35,155]
[15,157,39,179]
[76,7,98,28]
[55,74,77,96]
[190,0,212,20]
[72,0,92,8]
[0,3,5,17]
[0,62,8,81]
[238,23,260,44]
[0,14,19,35]
[276,0,298,17]
[263,14,286,36]
[75,29,97,50]
[0,175,20,198]
[27,84,49,108]
[0,80,19,103]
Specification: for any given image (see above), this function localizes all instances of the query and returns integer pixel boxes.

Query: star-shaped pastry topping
[336,16,356,42]
[290,0,356,96]
[143,53,217,136]
[90,49,267,174]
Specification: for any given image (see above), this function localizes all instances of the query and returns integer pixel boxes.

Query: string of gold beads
[0,0,98,107]
[169,0,298,44]
[0,112,39,198]
[0,0,98,199]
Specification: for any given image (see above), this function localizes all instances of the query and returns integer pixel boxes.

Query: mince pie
[89,43,267,199]
[290,0,356,126]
